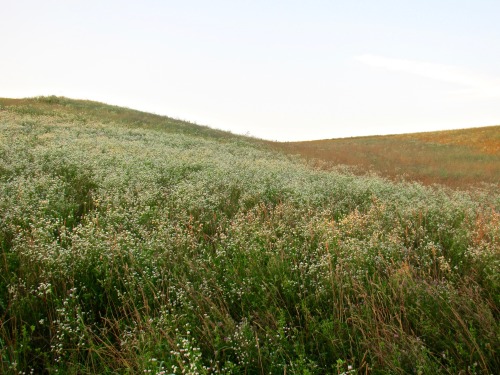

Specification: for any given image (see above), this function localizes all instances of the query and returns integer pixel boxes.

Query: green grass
[0,97,499,374]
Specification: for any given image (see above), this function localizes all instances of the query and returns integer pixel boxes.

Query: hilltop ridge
[0,96,247,141]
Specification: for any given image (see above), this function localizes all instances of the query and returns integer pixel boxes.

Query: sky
[1,0,500,141]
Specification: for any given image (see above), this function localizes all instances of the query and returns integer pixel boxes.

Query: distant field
[272,126,500,188]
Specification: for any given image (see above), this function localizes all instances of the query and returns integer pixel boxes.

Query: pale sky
[1,0,500,141]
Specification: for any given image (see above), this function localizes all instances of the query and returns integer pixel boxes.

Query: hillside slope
[0,96,248,141]
[0,97,499,374]
[273,126,500,188]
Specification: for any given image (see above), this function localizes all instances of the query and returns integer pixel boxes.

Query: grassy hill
[0,97,499,374]
[273,126,500,188]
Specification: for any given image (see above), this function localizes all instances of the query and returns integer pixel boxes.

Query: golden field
[272,126,500,188]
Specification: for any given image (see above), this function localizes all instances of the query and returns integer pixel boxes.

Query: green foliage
[0,97,499,374]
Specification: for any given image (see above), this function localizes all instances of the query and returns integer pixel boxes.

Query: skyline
[2,0,500,141]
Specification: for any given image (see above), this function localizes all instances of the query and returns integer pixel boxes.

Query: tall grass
[0,97,499,374]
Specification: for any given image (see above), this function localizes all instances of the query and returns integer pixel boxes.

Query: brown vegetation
[271,126,500,188]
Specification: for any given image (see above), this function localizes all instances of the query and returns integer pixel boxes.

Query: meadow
[0,97,499,374]
[272,126,500,188]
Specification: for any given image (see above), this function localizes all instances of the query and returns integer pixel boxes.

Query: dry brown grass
[270,126,500,188]
[396,126,500,154]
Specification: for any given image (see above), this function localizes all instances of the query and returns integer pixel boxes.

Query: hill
[0,96,246,140]
[0,97,499,374]
[272,126,500,188]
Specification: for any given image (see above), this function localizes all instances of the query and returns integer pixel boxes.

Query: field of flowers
[0,97,499,374]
